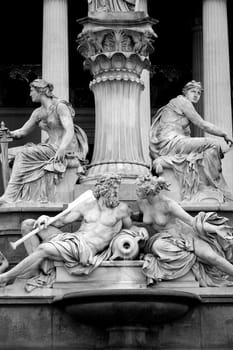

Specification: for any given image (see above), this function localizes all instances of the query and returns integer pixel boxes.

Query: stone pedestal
[53,261,199,291]
[54,261,146,290]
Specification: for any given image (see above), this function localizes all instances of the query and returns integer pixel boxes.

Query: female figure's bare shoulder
[175,94,194,111]
[56,101,71,114]
[31,107,42,121]
[155,195,171,212]
[55,99,75,118]
[162,196,178,213]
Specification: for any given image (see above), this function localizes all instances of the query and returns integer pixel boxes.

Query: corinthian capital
[78,28,156,58]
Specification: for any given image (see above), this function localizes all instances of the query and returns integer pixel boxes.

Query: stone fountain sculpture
[1,2,233,350]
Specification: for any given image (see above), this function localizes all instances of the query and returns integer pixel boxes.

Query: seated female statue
[149,81,233,202]
[136,175,233,287]
[0,79,88,204]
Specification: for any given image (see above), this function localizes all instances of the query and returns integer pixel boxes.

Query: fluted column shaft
[89,74,147,177]
[135,0,151,166]
[42,0,69,100]
[203,0,233,189]
[135,0,148,14]
[139,70,151,166]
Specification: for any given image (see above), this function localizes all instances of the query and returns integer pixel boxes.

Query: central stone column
[76,12,157,197]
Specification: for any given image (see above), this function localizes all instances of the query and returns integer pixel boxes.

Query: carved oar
[10,190,95,250]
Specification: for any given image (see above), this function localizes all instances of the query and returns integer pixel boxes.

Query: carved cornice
[78,28,155,58]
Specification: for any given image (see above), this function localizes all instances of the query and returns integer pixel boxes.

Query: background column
[192,17,204,137]
[203,0,233,191]
[42,0,69,100]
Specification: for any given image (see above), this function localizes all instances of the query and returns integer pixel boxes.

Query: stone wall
[0,296,233,349]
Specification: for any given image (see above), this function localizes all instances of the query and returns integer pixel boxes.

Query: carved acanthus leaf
[102,31,116,52]
[132,31,155,56]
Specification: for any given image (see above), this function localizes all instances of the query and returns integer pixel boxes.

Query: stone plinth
[54,261,146,290]
[53,261,199,291]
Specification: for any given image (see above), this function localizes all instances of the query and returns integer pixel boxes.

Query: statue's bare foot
[0,197,9,206]
[0,274,7,287]
[0,253,9,273]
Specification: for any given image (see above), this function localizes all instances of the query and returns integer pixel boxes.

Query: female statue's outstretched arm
[10,109,39,139]
[168,198,233,240]
[182,98,226,136]
[181,98,232,145]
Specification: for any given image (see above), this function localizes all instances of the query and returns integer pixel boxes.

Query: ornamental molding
[82,52,150,87]
[77,28,155,59]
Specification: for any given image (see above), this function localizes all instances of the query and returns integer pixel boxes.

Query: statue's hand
[224,134,233,147]
[215,224,233,241]
[54,148,66,162]
[9,130,21,139]
[33,215,51,230]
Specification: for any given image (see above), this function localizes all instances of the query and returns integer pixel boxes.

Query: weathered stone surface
[0,291,233,349]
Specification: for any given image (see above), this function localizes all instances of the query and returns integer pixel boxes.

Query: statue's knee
[151,238,166,255]
[205,252,219,265]
[37,243,53,258]
[19,148,33,157]
[209,143,221,155]
[21,219,36,235]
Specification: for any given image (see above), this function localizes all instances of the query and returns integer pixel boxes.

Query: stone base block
[54,261,146,290]
[153,271,199,288]
[54,261,199,290]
